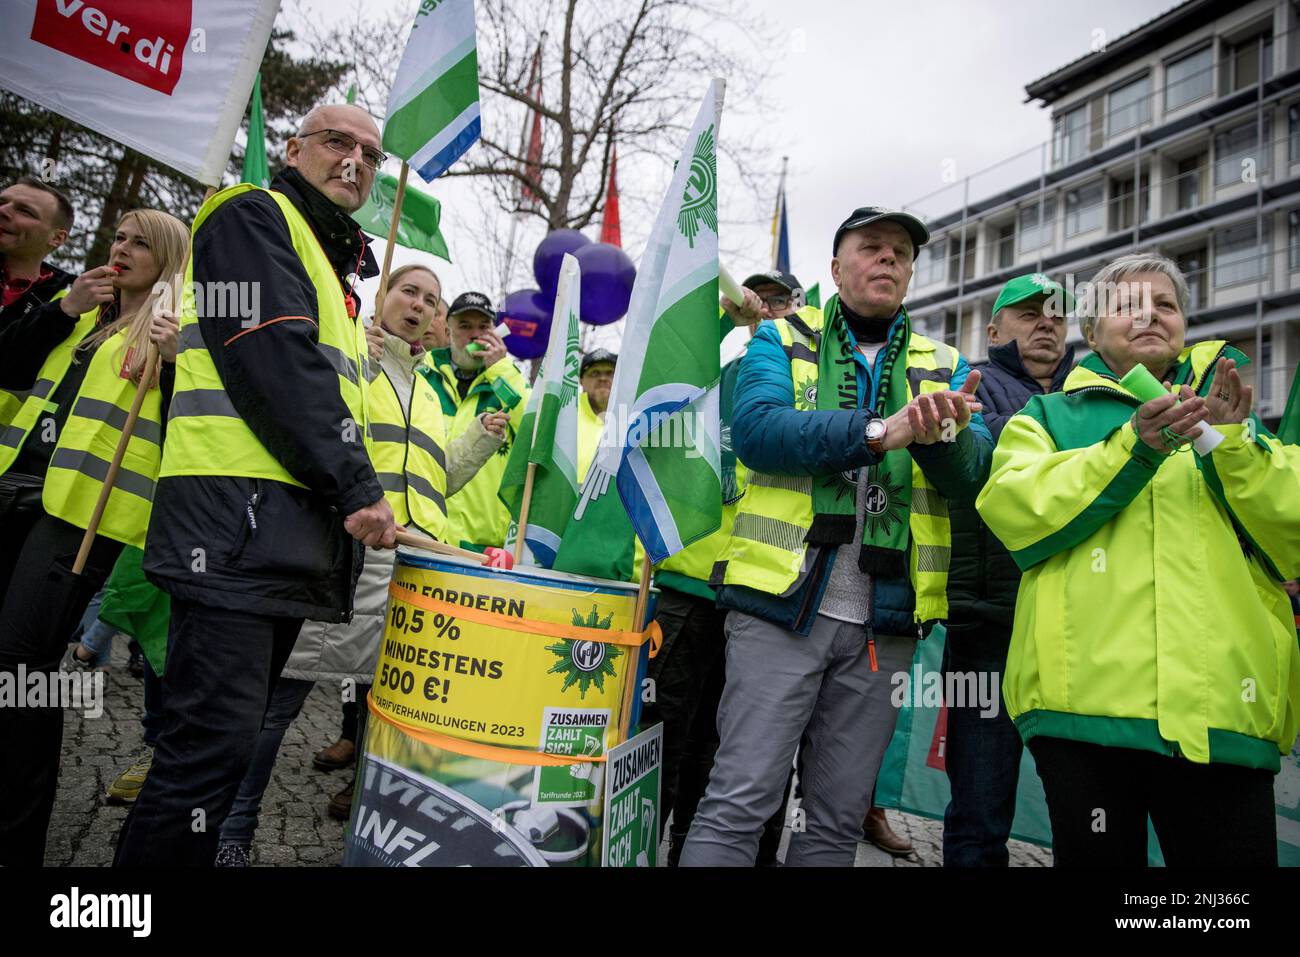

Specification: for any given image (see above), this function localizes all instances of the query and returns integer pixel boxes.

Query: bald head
[286,103,383,213]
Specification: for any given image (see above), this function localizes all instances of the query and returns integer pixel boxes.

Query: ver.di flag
[499,254,583,566]
[567,79,725,566]
[382,0,481,182]
[0,0,278,186]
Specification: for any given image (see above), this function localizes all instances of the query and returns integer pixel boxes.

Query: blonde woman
[0,208,187,866]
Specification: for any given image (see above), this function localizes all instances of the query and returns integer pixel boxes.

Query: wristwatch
[865,416,888,457]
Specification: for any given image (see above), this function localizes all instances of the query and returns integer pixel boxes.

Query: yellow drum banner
[371,553,654,752]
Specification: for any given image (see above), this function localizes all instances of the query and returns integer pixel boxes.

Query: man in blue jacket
[942,272,1072,866]
[680,207,993,866]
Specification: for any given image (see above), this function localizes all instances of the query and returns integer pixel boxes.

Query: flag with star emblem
[559,80,724,570]
[499,254,583,567]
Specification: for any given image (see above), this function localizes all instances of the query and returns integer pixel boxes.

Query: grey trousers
[680,610,915,867]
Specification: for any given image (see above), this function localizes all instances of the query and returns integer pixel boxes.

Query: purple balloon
[574,242,635,326]
[532,229,591,299]
[499,288,552,360]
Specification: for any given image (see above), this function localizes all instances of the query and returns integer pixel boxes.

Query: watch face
[867,419,887,440]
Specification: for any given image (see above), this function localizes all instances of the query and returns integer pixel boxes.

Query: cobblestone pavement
[49,638,1049,867]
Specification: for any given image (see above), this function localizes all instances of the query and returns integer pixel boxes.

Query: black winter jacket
[0,258,73,330]
[946,340,1074,631]
[143,169,382,623]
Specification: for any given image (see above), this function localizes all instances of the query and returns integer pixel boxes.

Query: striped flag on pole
[382,0,481,183]
[771,158,790,272]
[499,254,583,567]
[567,80,725,566]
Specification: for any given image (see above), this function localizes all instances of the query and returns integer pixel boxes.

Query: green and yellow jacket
[976,342,1300,770]
[421,350,529,550]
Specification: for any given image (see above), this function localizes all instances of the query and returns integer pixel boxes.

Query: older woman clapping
[976,252,1300,868]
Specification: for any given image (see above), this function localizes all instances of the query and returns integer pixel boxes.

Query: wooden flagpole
[72,345,161,574]
[372,160,411,327]
[617,555,654,744]
[512,462,537,564]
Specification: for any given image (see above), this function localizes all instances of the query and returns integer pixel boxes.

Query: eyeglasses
[299,129,387,171]
[760,294,792,309]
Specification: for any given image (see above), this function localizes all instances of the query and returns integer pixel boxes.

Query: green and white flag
[240,72,270,188]
[499,254,583,567]
[1279,361,1300,445]
[382,0,481,182]
[564,79,725,567]
[354,171,452,262]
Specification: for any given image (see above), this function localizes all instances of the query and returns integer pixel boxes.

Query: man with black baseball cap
[942,271,1073,867]
[421,290,529,549]
[681,205,992,867]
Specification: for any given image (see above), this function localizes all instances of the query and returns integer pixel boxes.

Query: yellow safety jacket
[368,363,448,541]
[714,313,960,625]
[423,353,529,549]
[1,310,164,547]
[0,286,70,428]
[161,185,370,486]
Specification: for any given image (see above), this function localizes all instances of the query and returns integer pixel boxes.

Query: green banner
[603,722,662,867]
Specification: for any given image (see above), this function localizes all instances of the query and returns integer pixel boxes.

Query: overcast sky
[303,0,1178,332]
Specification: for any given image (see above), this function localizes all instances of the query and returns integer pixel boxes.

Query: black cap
[742,269,804,295]
[447,291,495,319]
[580,349,618,376]
[832,207,929,257]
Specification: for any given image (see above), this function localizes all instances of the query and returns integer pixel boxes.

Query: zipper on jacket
[793,547,829,633]
[244,478,262,532]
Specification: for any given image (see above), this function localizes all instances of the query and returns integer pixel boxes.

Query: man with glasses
[116,103,394,866]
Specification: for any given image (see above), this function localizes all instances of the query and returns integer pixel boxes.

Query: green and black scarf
[805,294,913,577]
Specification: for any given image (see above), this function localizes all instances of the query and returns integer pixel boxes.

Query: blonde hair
[80,208,190,380]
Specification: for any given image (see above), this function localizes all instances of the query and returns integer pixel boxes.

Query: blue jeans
[219,677,317,846]
[941,623,1023,867]
[76,591,114,668]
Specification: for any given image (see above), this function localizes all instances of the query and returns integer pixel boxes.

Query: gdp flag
[499,254,582,567]
[382,0,481,182]
[569,79,725,565]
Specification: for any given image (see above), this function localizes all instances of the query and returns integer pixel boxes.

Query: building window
[1065,180,1104,236]
[1176,154,1204,211]
[1289,210,1300,270]
[915,238,946,286]
[1109,174,1149,231]
[1213,219,1271,287]
[1175,248,1206,312]
[994,222,1015,270]
[1290,104,1300,163]
[1260,329,1273,406]
[1165,46,1213,111]
[1107,74,1151,136]
[947,234,975,285]
[1214,116,1272,188]
[1230,32,1273,92]
[1052,104,1088,166]
[1019,198,1056,253]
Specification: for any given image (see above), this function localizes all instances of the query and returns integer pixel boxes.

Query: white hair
[1077,252,1190,341]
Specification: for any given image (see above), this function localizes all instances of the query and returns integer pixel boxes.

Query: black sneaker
[214,842,251,867]
[127,645,145,679]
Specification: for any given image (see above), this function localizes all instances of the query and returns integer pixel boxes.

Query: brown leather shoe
[862,806,913,856]
[313,737,356,771]
[328,780,355,821]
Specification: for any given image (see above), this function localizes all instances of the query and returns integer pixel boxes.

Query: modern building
[903,0,1299,425]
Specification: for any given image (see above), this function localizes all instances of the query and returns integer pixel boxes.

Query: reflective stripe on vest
[162,184,369,484]
[0,306,99,474]
[0,287,71,430]
[717,316,956,623]
[39,326,164,547]
[368,367,448,540]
